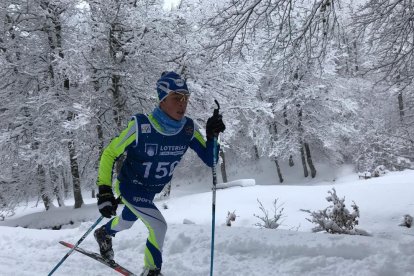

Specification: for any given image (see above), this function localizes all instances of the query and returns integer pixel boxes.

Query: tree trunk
[300,143,309,177]
[253,145,260,159]
[398,91,404,122]
[219,149,228,183]
[109,21,127,130]
[274,159,284,183]
[270,121,284,183]
[93,122,105,198]
[304,142,317,178]
[288,156,294,167]
[353,40,359,72]
[53,185,64,207]
[109,22,127,175]
[50,167,64,207]
[284,105,294,166]
[91,7,104,197]
[297,104,308,177]
[111,74,124,129]
[252,130,260,159]
[65,80,83,208]
[62,169,70,198]
[38,164,52,210]
[68,135,84,208]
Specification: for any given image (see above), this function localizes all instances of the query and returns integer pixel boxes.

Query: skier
[94,71,225,276]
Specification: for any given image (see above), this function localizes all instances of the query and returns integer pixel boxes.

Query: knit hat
[156,71,189,102]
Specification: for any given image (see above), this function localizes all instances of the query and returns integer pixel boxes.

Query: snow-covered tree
[351,0,414,171]
[204,0,363,179]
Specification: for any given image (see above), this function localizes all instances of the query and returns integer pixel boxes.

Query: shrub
[301,188,369,236]
[399,214,413,228]
[254,198,284,229]
[226,210,237,226]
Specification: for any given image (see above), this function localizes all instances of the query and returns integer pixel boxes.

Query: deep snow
[1,168,414,275]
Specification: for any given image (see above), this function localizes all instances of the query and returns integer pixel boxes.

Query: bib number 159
[142,161,179,179]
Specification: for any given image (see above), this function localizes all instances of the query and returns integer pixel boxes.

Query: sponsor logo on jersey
[145,143,158,156]
[141,124,151,134]
[133,196,154,205]
[159,145,187,156]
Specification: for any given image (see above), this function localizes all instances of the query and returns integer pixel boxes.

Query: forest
[0,0,413,217]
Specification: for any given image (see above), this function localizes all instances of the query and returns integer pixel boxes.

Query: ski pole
[210,100,220,276]
[48,216,104,276]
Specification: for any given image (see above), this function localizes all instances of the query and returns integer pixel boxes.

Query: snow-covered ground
[1,167,414,275]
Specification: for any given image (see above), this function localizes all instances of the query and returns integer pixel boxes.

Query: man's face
[159,92,190,121]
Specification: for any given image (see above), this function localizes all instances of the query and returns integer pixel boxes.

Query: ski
[59,241,137,276]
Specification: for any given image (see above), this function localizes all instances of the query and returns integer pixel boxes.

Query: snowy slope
[1,169,414,275]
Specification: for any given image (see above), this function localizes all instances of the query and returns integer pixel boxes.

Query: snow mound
[0,204,99,229]
[216,179,255,189]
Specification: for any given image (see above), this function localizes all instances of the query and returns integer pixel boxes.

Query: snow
[163,0,181,10]
[216,179,255,189]
[1,168,414,275]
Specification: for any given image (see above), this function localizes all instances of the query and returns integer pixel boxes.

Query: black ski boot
[94,225,114,261]
[140,268,163,276]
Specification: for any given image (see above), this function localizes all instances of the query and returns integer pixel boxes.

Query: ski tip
[59,241,74,248]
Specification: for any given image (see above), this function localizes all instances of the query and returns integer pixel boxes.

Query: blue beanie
[156,71,189,102]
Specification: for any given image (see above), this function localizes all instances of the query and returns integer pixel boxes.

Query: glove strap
[97,192,113,199]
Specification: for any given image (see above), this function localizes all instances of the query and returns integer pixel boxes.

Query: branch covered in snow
[399,214,413,228]
[254,198,285,229]
[226,210,237,227]
[302,188,369,236]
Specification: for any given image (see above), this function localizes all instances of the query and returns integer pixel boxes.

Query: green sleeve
[97,119,137,187]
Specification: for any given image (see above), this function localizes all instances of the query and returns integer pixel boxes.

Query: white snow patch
[216,178,255,189]
[1,169,414,275]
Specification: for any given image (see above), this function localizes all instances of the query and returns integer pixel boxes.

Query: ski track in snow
[2,224,414,276]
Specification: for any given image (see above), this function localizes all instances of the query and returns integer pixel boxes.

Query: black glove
[206,113,226,140]
[97,185,117,218]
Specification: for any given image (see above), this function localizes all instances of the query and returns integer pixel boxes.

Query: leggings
[104,196,167,270]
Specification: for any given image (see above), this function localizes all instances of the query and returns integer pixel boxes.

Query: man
[94,71,225,276]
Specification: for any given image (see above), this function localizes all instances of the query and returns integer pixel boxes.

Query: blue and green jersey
[97,112,218,195]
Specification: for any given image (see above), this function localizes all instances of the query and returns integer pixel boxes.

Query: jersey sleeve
[97,119,138,187]
[189,122,220,167]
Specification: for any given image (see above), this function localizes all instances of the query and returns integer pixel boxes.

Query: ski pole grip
[213,99,220,116]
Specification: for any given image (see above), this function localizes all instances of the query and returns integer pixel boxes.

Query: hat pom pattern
[157,71,189,101]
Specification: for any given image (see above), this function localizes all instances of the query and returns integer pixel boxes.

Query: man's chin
[175,113,185,120]
[169,115,182,121]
